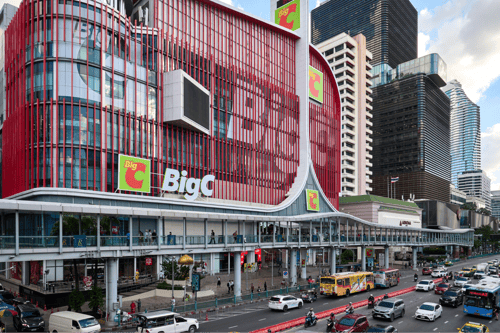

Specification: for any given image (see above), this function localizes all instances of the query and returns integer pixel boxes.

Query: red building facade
[2,0,340,208]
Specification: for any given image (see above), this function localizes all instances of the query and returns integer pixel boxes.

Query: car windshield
[21,310,41,318]
[339,318,355,326]
[79,318,99,328]
[419,304,435,311]
[457,277,467,281]
[438,284,448,288]
[270,297,281,301]
[444,291,458,297]
[419,281,429,285]
[377,302,394,308]
[461,326,481,333]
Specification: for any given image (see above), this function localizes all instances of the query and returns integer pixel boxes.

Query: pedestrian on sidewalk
[171,298,176,311]
[251,283,254,294]
[405,262,407,269]
[264,281,267,291]
[137,299,142,313]
[217,276,221,288]
[494,306,499,321]
[227,281,231,294]
[231,280,234,293]
[130,301,136,314]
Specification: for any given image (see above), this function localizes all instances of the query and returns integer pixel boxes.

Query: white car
[454,277,471,287]
[268,295,303,311]
[415,302,442,322]
[416,280,435,291]
[431,270,447,278]
[437,266,447,271]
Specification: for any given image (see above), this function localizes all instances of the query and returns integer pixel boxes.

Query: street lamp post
[168,256,176,298]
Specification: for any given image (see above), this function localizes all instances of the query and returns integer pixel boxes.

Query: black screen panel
[184,77,210,130]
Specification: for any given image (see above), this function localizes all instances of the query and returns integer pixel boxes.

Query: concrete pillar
[330,248,336,274]
[291,250,297,285]
[42,260,47,290]
[233,251,241,297]
[247,251,255,264]
[361,246,366,271]
[412,247,417,269]
[300,249,307,279]
[453,245,460,259]
[21,261,29,285]
[106,258,118,323]
[156,255,162,279]
[384,247,389,269]
[133,257,137,277]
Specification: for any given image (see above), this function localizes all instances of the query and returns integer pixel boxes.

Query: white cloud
[419,0,500,102]
[237,4,244,10]
[219,0,233,5]
[482,123,500,191]
[315,0,321,8]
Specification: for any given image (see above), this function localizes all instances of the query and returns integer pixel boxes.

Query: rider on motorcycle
[308,308,316,318]
[414,272,418,280]
[368,294,375,305]
[346,302,354,314]
[383,293,389,300]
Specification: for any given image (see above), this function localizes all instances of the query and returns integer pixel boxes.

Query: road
[1,255,495,332]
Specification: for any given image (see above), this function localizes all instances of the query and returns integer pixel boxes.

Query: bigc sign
[118,154,151,193]
[309,66,324,104]
[162,168,215,201]
[306,189,320,212]
[275,0,300,31]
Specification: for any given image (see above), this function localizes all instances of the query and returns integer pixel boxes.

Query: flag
[391,177,399,183]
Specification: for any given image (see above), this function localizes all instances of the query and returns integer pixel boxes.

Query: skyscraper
[458,170,491,211]
[492,190,500,220]
[370,54,451,203]
[310,0,417,68]
[315,33,373,196]
[442,79,481,187]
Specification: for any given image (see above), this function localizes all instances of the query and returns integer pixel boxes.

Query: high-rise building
[458,170,491,211]
[442,79,481,187]
[315,33,373,196]
[371,54,451,203]
[0,3,19,199]
[310,0,417,68]
[492,190,500,220]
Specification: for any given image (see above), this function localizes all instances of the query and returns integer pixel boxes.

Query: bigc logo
[306,189,320,211]
[118,154,151,193]
[162,168,215,201]
[275,0,300,31]
[309,66,324,103]
[366,248,374,258]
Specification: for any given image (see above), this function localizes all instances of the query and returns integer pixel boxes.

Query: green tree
[88,285,104,313]
[340,249,355,265]
[477,208,491,216]
[461,202,477,211]
[68,289,85,312]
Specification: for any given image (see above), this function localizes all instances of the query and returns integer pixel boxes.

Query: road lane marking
[229,326,238,329]
[259,318,266,321]
[323,303,329,305]
[398,321,403,324]
[489,321,492,323]
[433,328,438,331]
[455,314,459,317]
[284,312,291,315]
[445,321,448,324]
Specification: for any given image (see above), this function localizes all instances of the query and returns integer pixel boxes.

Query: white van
[49,311,101,333]
[135,310,199,333]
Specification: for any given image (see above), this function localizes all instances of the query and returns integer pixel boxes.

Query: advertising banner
[275,0,300,31]
[145,258,153,266]
[118,154,151,193]
[365,248,374,258]
[74,235,87,248]
[255,249,262,262]
[306,189,320,211]
[309,66,324,103]
[192,273,201,292]
[83,276,93,290]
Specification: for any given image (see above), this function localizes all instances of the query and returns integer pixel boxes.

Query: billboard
[118,154,151,193]
[275,0,301,31]
[306,189,319,212]
[309,66,324,103]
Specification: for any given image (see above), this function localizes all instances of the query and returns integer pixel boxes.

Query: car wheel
[401,309,405,317]
[346,289,350,297]
[189,325,196,333]
[283,305,288,312]
[390,314,394,322]
[298,302,303,308]
[431,316,435,322]
[454,301,458,308]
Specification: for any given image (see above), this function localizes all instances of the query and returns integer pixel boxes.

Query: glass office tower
[311,0,417,68]
[442,79,481,187]
[371,55,451,203]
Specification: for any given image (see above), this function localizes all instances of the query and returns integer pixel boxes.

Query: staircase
[119,282,159,298]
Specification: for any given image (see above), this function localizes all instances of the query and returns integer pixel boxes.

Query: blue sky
[225,0,500,190]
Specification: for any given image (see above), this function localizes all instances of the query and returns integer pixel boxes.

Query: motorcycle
[414,275,418,282]
[304,314,317,328]
[326,318,337,332]
[368,299,376,309]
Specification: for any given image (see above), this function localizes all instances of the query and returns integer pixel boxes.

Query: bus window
[336,279,343,286]
[344,278,349,286]
[366,275,373,283]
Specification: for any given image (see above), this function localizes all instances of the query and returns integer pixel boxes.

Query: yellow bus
[319,271,375,297]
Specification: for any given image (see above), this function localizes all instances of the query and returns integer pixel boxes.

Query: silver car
[372,299,405,322]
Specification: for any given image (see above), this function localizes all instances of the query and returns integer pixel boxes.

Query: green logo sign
[309,66,324,103]
[118,154,151,193]
[306,189,320,212]
[275,0,301,31]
